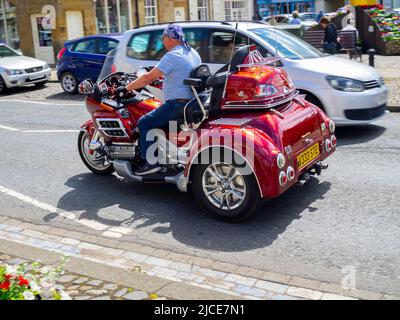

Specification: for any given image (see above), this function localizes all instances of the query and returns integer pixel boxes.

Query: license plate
[297,143,320,170]
[30,74,44,80]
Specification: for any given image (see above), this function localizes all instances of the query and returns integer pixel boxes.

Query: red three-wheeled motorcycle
[78,45,336,222]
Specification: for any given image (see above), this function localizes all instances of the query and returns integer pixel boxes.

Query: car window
[148,30,167,60]
[250,27,326,60]
[0,45,19,57]
[72,39,97,54]
[127,32,151,59]
[207,31,269,64]
[97,38,119,55]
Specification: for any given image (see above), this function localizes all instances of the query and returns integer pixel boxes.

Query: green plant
[0,256,70,300]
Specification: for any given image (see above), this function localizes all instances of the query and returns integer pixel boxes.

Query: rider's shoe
[134,162,161,176]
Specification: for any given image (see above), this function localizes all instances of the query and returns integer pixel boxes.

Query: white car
[0,44,51,94]
[113,21,387,125]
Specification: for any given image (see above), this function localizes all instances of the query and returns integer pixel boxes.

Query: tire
[301,91,324,111]
[78,131,114,175]
[192,150,263,222]
[0,76,7,94]
[35,80,48,88]
[61,72,78,94]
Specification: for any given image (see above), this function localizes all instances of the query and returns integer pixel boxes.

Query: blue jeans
[138,100,186,160]
[323,42,337,55]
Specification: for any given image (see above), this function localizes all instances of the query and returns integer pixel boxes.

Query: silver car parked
[0,44,52,94]
[113,21,388,125]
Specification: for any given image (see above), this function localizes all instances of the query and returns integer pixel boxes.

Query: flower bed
[0,257,71,300]
[363,5,400,54]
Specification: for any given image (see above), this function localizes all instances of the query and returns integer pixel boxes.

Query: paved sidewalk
[2,216,398,300]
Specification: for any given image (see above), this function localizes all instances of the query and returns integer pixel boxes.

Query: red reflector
[249,44,257,51]
[57,47,67,60]
[111,64,117,73]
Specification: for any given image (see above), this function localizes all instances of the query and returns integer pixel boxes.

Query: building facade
[9,0,253,65]
[0,0,18,49]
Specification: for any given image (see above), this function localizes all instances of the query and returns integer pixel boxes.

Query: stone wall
[11,0,96,61]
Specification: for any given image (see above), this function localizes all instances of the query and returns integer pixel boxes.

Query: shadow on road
[45,92,84,102]
[0,84,49,97]
[52,172,331,252]
[335,124,386,147]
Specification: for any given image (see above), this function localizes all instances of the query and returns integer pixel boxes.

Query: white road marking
[0,125,19,131]
[0,99,83,106]
[0,184,130,239]
[22,130,80,133]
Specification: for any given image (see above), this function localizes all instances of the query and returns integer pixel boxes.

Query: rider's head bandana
[162,24,190,50]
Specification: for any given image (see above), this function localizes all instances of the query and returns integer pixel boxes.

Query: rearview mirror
[78,79,94,95]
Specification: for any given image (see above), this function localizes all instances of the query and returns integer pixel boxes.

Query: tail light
[57,47,67,60]
[328,120,335,133]
[279,171,288,187]
[111,64,117,73]
[287,166,295,181]
[325,139,332,152]
[331,135,337,148]
[254,84,278,98]
[277,153,286,169]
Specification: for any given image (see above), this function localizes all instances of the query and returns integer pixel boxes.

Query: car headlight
[5,69,24,75]
[378,77,385,86]
[326,76,364,92]
[43,63,50,70]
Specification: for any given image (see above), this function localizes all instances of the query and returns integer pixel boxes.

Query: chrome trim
[112,160,188,192]
[95,118,129,138]
[223,91,297,110]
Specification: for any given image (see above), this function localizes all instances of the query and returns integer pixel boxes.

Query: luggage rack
[236,49,285,71]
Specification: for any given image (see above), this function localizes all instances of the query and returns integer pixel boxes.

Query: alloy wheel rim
[202,163,246,211]
[62,74,76,92]
[81,132,111,171]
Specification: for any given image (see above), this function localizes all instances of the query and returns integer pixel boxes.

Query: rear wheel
[78,131,114,175]
[192,159,263,222]
[61,72,78,94]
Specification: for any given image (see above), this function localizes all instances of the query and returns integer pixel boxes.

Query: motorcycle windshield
[97,48,117,82]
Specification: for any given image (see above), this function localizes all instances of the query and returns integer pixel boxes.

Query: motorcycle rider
[118,24,202,176]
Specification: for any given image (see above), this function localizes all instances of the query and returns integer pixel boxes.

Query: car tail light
[57,47,67,60]
[111,64,117,73]
[328,120,335,133]
[279,171,288,186]
[277,153,286,169]
[325,139,332,152]
[287,166,295,181]
[331,135,337,148]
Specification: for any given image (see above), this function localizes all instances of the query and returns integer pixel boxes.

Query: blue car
[56,34,122,93]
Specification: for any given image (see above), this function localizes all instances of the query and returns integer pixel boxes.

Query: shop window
[127,32,151,59]
[144,0,157,25]
[97,38,119,55]
[197,0,208,20]
[72,39,97,54]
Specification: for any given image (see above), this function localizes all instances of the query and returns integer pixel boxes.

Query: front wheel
[192,162,263,222]
[61,72,78,94]
[78,131,114,175]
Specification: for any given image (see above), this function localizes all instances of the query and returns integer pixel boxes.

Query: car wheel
[61,72,78,94]
[192,155,263,222]
[35,80,48,88]
[301,91,324,111]
[78,131,114,175]
[0,76,7,94]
